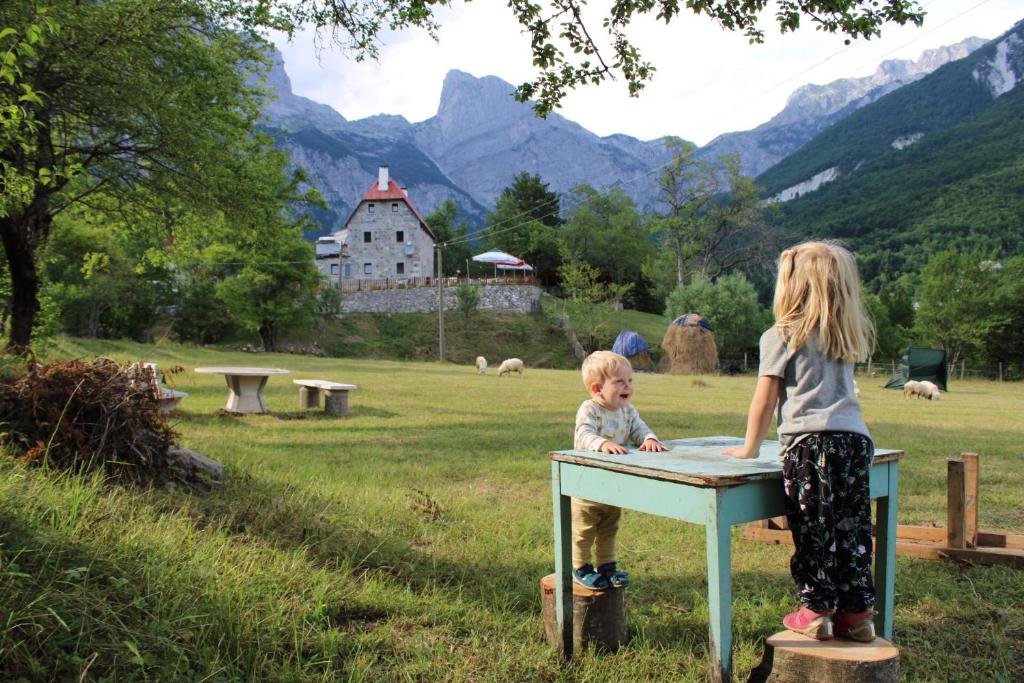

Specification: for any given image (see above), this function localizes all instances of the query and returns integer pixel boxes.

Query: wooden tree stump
[749,631,899,683]
[539,574,628,654]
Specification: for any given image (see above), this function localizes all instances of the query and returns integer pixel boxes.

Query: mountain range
[759,18,1024,283]
[259,33,993,236]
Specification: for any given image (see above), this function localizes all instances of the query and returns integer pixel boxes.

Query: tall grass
[1,337,1021,681]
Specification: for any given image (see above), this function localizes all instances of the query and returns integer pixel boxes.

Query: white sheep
[497,358,524,377]
[918,380,941,400]
[475,356,487,374]
[904,379,940,400]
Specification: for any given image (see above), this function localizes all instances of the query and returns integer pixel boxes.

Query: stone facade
[316,165,436,285]
[339,284,543,314]
[341,198,435,281]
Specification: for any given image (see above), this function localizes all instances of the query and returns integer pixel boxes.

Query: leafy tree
[38,210,166,340]
[980,256,1024,373]
[562,184,659,312]
[259,1,924,115]
[664,272,764,360]
[655,141,773,285]
[454,283,481,320]
[480,173,564,285]
[557,260,632,355]
[915,250,1000,368]
[0,0,275,349]
[425,198,471,277]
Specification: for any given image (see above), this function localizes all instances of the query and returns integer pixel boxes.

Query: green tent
[884,347,948,391]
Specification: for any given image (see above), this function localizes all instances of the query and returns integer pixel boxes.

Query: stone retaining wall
[339,284,543,314]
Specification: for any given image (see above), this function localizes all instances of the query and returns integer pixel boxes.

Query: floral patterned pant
[783,432,876,613]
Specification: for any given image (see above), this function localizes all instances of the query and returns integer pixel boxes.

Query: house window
[330,263,339,275]
[367,203,375,214]
[396,230,404,243]
[363,263,373,275]
[396,262,405,275]
[392,203,399,212]
[343,263,351,278]
[363,231,372,243]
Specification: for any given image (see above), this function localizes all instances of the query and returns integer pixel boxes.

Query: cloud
[269,0,1022,145]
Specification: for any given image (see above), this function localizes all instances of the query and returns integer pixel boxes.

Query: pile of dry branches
[0,357,177,484]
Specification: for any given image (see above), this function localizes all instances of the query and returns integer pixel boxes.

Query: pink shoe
[783,606,834,640]
[836,610,876,642]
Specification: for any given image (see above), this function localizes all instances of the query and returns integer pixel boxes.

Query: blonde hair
[772,240,874,362]
[581,351,631,389]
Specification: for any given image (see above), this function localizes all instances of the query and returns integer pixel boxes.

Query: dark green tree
[0,0,275,349]
[424,198,471,277]
[480,173,564,285]
[562,184,659,312]
[664,272,765,360]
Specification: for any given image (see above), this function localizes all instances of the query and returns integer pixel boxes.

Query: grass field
[1,337,1022,681]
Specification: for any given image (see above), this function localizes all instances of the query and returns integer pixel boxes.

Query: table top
[550,436,904,487]
[194,367,290,376]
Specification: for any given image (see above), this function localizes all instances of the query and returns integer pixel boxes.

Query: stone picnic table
[194,366,290,414]
[548,435,903,683]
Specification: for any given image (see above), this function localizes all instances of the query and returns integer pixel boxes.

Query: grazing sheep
[475,356,487,374]
[904,379,941,400]
[918,380,941,400]
[854,380,862,399]
[497,358,524,377]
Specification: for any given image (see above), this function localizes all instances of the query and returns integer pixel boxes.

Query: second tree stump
[539,573,628,654]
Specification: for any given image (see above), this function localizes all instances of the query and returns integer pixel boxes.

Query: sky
[271,0,1022,146]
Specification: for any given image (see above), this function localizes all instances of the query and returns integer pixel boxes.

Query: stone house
[316,166,436,285]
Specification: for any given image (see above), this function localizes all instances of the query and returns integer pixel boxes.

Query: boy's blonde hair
[773,240,875,362]
[581,351,631,389]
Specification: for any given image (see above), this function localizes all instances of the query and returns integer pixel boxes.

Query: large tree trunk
[258,321,275,352]
[0,213,43,351]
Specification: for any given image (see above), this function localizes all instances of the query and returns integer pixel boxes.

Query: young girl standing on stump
[724,241,877,642]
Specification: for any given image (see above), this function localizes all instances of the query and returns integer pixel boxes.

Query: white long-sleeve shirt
[574,399,658,451]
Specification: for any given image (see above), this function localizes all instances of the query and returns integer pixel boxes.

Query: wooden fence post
[947,460,967,549]
[961,453,979,547]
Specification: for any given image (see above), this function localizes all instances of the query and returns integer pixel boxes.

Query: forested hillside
[760,20,1024,284]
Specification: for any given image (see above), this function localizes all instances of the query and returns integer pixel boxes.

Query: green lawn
[2,337,1022,681]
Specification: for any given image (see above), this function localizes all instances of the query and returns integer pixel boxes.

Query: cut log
[540,573,628,653]
[167,446,224,490]
[749,631,899,683]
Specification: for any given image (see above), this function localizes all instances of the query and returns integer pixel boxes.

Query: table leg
[224,375,271,413]
[705,506,733,683]
[874,462,899,640]
[551,461,574,660]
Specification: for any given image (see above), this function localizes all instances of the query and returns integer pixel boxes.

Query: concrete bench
[294,380,357,416]
[131,363,188,414]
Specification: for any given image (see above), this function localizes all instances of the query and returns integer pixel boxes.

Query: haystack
[660,314,718,375]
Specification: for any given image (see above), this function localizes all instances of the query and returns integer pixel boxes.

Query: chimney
[378,165,389,191]
[400,186,408,197]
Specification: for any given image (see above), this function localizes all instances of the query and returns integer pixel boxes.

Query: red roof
[343,178,435,240]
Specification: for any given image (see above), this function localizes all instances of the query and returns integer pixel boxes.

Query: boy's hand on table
[599,440,629,455]
[722,445,758,459]
[639,438,669,452]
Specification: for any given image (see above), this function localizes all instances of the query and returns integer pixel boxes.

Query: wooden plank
[939,547,1024,569]
[978,531,1024,550]
[947,460,967,549]
[961,453,979,547]
[742,526,946,560]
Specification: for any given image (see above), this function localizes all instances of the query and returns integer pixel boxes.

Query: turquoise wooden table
[549,435,903,683]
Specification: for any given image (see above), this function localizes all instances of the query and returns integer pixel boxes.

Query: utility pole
[436,242,445,362]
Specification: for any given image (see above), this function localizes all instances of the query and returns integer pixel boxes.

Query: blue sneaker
[572,564,611,590]
[597,562,629,588]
